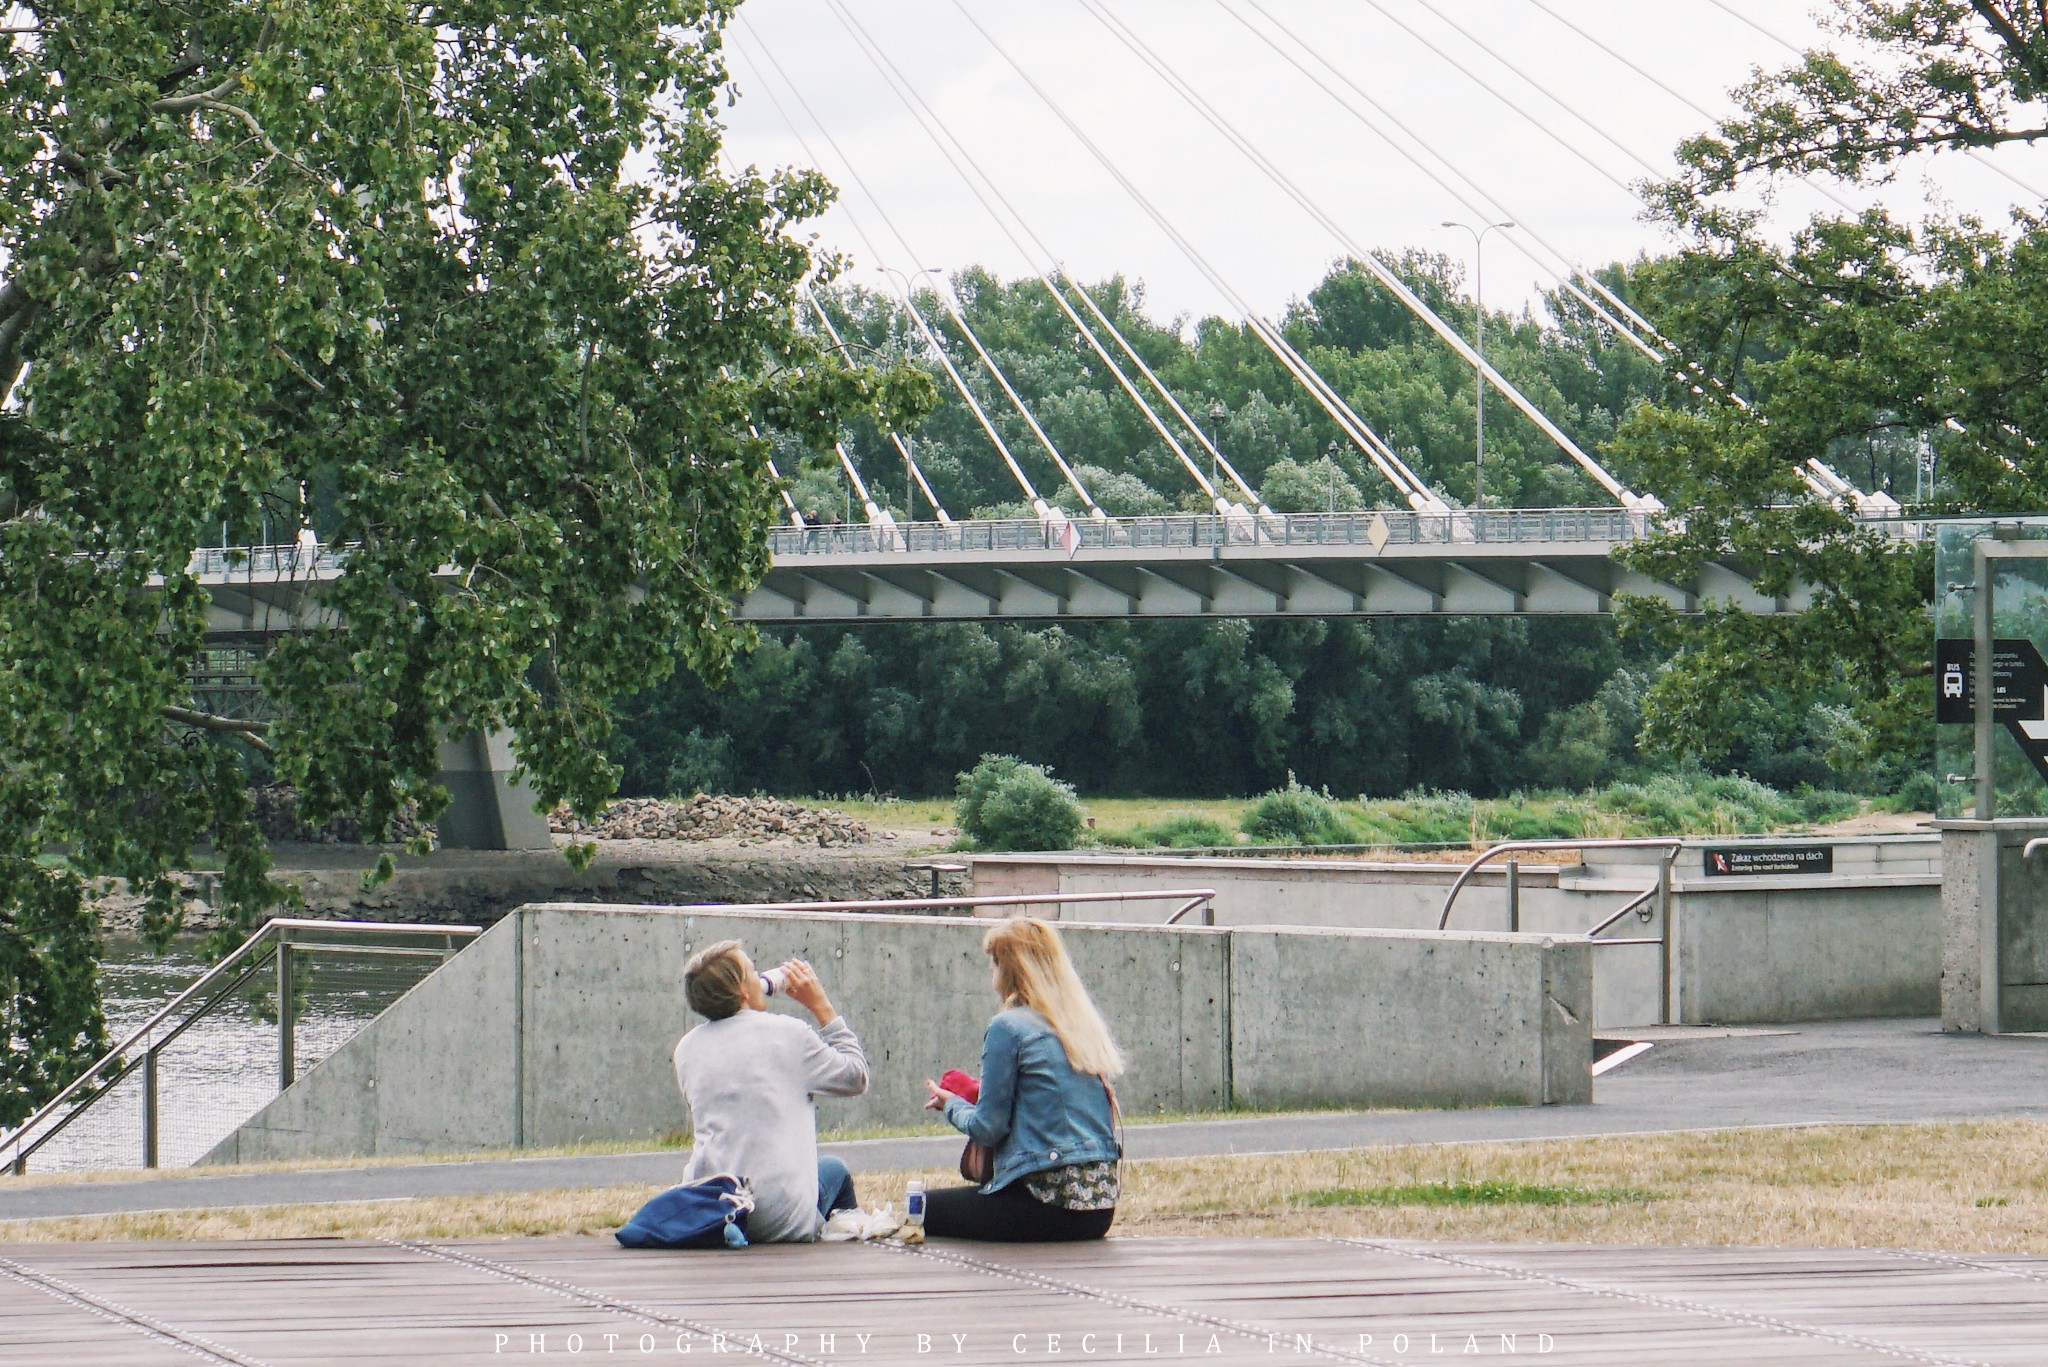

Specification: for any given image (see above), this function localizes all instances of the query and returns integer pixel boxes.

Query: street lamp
[1440,221,1514,508]
[1325,439,1341,513]
[1207,402,1227,504]
[880,265,946,520]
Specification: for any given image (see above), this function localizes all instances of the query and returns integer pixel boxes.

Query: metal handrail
[1438,838,1683,1027]
[1437,838,1683,932]
[653,888,1217,921]
[2,917,479,1175]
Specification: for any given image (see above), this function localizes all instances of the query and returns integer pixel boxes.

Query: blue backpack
[616,1175,755,1249]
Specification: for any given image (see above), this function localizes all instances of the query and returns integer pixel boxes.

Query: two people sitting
[672,917,1122,1244]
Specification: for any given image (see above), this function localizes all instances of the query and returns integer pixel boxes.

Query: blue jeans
[817,1156,857,1219]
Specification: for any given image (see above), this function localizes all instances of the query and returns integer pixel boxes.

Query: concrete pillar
[434,730,554,851]
[1937,818,2048,1034]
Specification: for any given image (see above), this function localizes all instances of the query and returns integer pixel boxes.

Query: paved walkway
[5,1019,2048,1222]
[6,1232,2048,1365]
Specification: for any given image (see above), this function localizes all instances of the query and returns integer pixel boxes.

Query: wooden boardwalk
[3,1235,2047,1365]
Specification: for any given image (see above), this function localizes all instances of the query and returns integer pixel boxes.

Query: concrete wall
[1939,819,2048,1034]
[1676,882,1938,1023]
[1229,927,1590,1109]
[206,904,1590,1165]
[971,834,1944,1028]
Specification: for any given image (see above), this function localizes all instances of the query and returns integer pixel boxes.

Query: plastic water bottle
[905,1178,926,1229]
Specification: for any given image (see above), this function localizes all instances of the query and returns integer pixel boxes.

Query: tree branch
[149,73,245,115]
[162,706,275,757]
[1968,0,2048,89]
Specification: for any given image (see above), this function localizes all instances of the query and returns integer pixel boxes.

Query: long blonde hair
[984,918,1125,1079]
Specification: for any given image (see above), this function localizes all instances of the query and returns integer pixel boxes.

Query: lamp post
[1207,402,1227,505]
[1325,439,1341,513]
[1440,221,1514,508]
[881,265,946,520]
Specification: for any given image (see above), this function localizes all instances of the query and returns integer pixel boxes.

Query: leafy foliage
[1130,814,1238,849]
[1240,780,1362,847]
[954,755,1085,853]
[0,3,921,1124]
[1615,1,2048,776]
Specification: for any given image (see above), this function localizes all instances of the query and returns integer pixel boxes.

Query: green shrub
[1883,770,1939,814]
[1135,814,1236,849]
[1241,779,1361,845]
[954,754,1084,852]
[1793,787,1862,824]
[1590,772,1799,835]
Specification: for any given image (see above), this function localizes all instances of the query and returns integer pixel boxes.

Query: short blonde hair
[684,940,750,1020]
[984,918,1124,1079]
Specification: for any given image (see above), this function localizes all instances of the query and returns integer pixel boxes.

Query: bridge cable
[817,0,1255,515]
[731,33,1063,521]
[1050,269,1269,509]
[1498,0,1939,509]
[1696,0,2044,201]
[1073,0,1645,507]
[764,0,1275,510]
[1231,0,1882,512]
[736,21,1098,522]
[801,287,955,523]
[1496,0,1869,215]
[1222,1,1781,477]
[940,2,1445,510]
[717,150,931,528]
[1220,0,1663,365]
[736,19,1106,522]
[1391,0,1858,216]
[713,358,810,529]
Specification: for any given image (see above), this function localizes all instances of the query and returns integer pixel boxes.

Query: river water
[20,935,442,1173]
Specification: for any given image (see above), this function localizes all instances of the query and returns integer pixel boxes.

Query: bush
[1883,769,1939,814]
[1135,814,1236,849]
[1241,779,1361,846]
[954,755,1085,852]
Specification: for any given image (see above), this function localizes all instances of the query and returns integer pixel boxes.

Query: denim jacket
[942,1006,1120,1194]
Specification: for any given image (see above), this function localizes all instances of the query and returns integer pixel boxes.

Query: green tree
[1259,456,1365,513]
[1614,0,2047,774]
[0,2,924,1123]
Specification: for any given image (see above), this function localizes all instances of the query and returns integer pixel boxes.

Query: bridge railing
[188,544,349,578]
[177,508,1937,577]
[766,506,1652,558]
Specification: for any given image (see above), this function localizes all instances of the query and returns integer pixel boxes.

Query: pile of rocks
[550,795,876,847]
[251,785,433,846]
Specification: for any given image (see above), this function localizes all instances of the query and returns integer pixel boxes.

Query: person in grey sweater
[673,940,870,1242]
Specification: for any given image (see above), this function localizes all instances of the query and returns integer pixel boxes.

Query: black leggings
[922,1181,1114,1242]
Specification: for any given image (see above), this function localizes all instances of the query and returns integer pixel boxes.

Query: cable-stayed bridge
[188,508,1927,638]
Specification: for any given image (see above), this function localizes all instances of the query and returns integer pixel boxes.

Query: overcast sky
[716,0,2048,328]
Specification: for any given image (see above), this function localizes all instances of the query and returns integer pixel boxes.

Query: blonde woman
[923,918,1123,1241]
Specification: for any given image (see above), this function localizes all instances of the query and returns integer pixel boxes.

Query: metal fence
[765,507,1651,558]
[2,920,475,1174]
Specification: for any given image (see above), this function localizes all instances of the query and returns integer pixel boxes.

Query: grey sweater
[672,1009,869,1242]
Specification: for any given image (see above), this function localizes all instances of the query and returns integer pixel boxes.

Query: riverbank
[89,827,964,933]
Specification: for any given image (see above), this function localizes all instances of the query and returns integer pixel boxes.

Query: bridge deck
[185,509,1907,629]
[2,1233,2042,1364]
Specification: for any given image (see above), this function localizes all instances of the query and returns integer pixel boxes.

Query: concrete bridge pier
[433,730,553,851]
[1938,818,2048,1034]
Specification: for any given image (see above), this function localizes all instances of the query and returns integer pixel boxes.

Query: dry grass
[8,1122,2048,1251]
